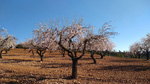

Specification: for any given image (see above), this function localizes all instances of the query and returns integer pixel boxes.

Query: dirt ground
[0,49,150,84]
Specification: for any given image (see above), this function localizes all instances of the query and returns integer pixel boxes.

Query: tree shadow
[5,74,57,83]
[96,65,150,72]
[0,59,33,63]
[29,55,56,58]
[80,58,92,60]
[87,62,96,64]
[81,57,102,61]
[50,53,62,55]
[109,59,144,63]
[2,81,19,84]
[44,55,59,58]
[81,77,130,83]
[2,54,20,56]
[63,76,73,80]
[40,63,82,68]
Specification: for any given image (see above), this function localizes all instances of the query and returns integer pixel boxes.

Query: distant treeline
[16,44,149,59]
[107,51,148,59]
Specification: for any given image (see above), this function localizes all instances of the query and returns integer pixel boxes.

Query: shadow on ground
[0,59,33,63]
[40,63,82,68]
[110,59,144,63]
[96,65,150,72]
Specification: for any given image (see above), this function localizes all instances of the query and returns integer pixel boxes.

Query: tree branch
[58,35,73,58]
[77,39,88,60]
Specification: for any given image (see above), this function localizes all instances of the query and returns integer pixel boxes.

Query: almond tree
[32,23,58,62]
[32,18,116,78]
[97,21,116,59]
[130,42,142,58]
[98,40,115,59]
[87,22,116,64]
[55,19,117,79]
[57,23,89,79]
[87,36,115,64]
[130,34,150,60]
[32,25,49,62]
[141,34,150,60]
[0,28,17,59]
[20,39,36,55]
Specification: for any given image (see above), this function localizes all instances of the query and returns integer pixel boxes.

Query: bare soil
[0,49,150,84]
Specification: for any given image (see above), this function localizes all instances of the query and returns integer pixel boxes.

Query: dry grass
[0,49,150,84]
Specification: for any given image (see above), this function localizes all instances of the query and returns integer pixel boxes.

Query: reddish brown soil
[0,49,150,84]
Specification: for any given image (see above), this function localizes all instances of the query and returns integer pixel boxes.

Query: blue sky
[0,0,150,51]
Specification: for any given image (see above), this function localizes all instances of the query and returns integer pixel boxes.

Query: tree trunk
[146,50,149,60]
[62,50,65,57]
[60,49,65,57]
[101,55,104,59]
[90,51,96,64]
[40,55,43,62]
[49,50,52,53]
[0,50,3,59]
[63,53,65,57]
[138,55,141,59]
[37,49,46,62]
[29,49,34,55]
[99,51,107,59]
[32,50,34,55]
[24,48,26,51]
[5,50,8,54]
[72,59,78,79]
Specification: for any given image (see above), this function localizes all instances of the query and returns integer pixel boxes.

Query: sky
[0,0,150,51]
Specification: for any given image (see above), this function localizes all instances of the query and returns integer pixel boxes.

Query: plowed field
[0,49,150,84]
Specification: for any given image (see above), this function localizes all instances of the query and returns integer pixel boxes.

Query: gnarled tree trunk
[99,50,108,59]
[40,55,43,62]
[90,51,96,64]
[62,51,65,57]
[72,58,78,79]
[59,49,65,57]
[29,49,34,55]
[101,54,104,59]
[146,50,149,60]
[138,54,141,59]
[58,35,88,79]
[5,50,8,54]
[61,50,65,57]
[0,50,3,59]
[37,49,46,62]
